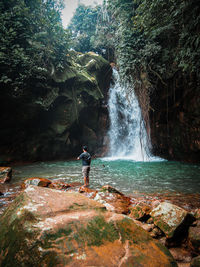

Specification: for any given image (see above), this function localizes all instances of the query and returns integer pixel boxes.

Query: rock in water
[0,186,177,266]
[21,177,52,189]
[0,167,12,183]
[150,202,192,239]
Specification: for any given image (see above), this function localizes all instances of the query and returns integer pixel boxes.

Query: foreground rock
[129,203,151,221]
[0,186,177,266]
[21,177,52,189]
[21,177,82,191]
[0,167,12,183]
[150,202,194,239]
[92,185,131,214]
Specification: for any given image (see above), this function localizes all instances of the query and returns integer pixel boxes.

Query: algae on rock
[0,186,177,266]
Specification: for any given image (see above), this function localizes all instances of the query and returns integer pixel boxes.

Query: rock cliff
[0,52,112,163]
[149,72,200,162]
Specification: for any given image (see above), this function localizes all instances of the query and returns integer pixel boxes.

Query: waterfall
[107,68,152,161]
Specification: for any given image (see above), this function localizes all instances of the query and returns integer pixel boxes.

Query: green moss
[73,215,119,247]
[42,228,72,242]
[155,242,177,266]
[116,218,152,244]
[40,251,61,267]
[153,218,172,237]
[0,210,40,267]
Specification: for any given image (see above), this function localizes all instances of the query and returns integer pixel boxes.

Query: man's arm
[77,153,83,160]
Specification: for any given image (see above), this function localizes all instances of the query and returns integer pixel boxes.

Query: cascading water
[107,68,152,161]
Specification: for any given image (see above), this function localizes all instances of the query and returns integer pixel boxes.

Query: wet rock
[0,167,12,183]
[150,202,193,239]
[78,186,97,198]
[100,185,124,195]
[150,226,164,239]
[191,256,200,267]
[0,186,177,267]
[49,181,71,190]
[129,203,151,221]
[188,225,200,254]
[133,220,155,233]
[95,186,131,214]
[169,248,192,265]
[141,223,155,232]
[21,177,52,189]
[194,209,200,220]
[21,178,82,192]
[146,217,154,224]
[152,200,161,208]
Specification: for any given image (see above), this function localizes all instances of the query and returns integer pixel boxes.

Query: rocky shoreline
[0,173,200,266]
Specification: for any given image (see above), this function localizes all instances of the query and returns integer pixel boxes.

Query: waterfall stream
[107,68,152,161]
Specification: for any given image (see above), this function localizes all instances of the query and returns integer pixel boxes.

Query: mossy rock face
[129,203,151,221]
[0,186,177,266]
[150,202,190,238]
[0,52,112,161]
[149,72,200,162]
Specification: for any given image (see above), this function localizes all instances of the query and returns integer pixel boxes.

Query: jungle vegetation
[1,0,199,99]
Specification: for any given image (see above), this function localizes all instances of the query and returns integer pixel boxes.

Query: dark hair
[83,145,88,151]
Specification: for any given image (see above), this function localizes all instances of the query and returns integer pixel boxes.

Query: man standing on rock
[77,146,91,187]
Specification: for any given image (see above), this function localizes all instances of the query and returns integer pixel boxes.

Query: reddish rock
[142,223,155,233]
[94,186,131,214]
[68,182,82,187]
[151,200,161,208]
[150,226,164,239]
[21,177,52,189]
[79,186,97,199]
[169,247,192,265]
[0,186,178,267]
[188,225,200,254]
[132,219,155,233]
[0,167,12,183]
[129,203,151,221]
[49,181,71,190]
[101,184,124,195]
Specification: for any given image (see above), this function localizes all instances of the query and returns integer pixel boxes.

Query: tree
[0,0,71,97]
[68,4,101,53]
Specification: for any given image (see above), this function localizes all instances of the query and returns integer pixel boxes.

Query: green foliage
[74,216,119,247]
[68,3,115,61]
[0,0,71,96]
[68,4,101,53]
[135,0,200,75]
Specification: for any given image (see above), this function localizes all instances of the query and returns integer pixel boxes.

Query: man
[77,146,91,187]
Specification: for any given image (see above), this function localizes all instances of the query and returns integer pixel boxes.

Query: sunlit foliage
[0,0,71,96]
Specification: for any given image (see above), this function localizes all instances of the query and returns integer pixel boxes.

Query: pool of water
[7,158,200,194]
[1,158,200,215]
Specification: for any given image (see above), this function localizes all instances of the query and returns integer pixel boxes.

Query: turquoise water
[11,159,200,194]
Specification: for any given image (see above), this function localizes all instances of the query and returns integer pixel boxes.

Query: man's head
[83,145,88,152]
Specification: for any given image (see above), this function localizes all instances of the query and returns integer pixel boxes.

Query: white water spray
[107,68,152,161]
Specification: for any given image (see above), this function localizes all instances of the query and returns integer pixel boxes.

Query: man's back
[79,152,91,166]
